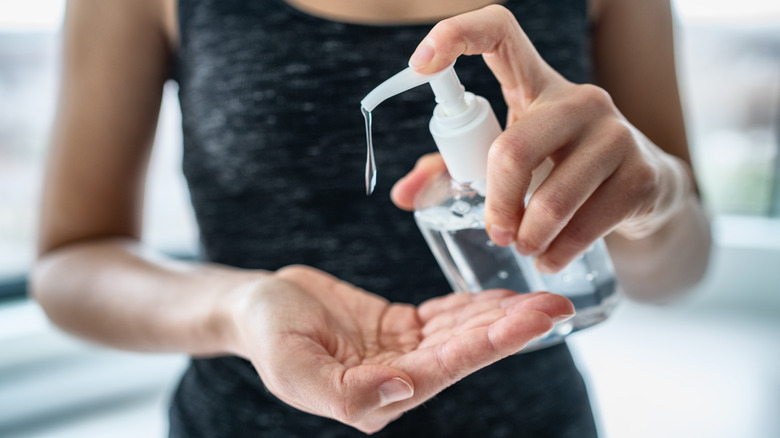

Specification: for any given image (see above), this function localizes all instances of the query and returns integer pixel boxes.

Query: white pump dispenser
[361,63,501,184]
[362,64,619,351]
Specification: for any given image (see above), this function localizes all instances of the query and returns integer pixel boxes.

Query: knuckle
[489,133,532,174]
[619,159,660,204]
[274,264,316,286]
[433,16,466,44]
[529,191,572,224]
[275,264,307,277]
[486,201,520,227]
[601,119,635,156]
[516,234,547,255]
[614,122,635,146]
[575,83,614,112]
[485,4,516,26]
[558,224,595,254]
[634,164,660,197]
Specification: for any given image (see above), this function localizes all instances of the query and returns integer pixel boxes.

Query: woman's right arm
[32,0,258,356]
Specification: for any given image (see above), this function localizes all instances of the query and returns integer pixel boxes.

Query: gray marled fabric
[170,0,597,436]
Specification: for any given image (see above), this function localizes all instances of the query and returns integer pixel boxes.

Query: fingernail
[379,378,414,407]
[489,225,515,247]
[553,311,576,324]
[409,40,435,69]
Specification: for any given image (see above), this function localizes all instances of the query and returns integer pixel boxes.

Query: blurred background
[0,0,778,437]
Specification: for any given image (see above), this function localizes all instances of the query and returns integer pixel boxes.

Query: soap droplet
[362,106,377,195]
[486,240,496,247]
[497,270,509,280]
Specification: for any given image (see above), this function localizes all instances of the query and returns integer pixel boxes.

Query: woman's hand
[391,5,693,275]
[229,265,574,434]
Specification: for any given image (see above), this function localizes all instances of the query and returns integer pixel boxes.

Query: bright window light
[0,0,65,32]
[674,0,780,23]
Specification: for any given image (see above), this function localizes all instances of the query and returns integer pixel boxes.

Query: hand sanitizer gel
[361,64,619,349]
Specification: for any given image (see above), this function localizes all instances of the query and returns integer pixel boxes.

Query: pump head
[360,63,470,116]
[361,63,502,184]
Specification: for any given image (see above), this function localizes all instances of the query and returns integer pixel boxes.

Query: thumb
[338,364,414,420]
[391,152,447,211]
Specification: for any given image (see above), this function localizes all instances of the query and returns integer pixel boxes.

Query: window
[0,0,64,298]
[675,0,780,215]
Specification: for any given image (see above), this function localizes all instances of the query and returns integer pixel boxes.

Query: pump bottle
[361,64,619,349]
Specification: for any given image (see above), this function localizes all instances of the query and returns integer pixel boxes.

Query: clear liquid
[362,106,377,195]
[414,175,619,350]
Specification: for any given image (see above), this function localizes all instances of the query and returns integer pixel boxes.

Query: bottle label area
[415,201,619,349]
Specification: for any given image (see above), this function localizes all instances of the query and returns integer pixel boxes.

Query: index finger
[408,5,560,107]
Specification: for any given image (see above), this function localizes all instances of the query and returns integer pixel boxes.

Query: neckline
[276,0,501,28]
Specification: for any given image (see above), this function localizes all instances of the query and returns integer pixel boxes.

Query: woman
[33,0,710,436]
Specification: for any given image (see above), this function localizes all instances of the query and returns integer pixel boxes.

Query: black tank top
[170,1,597,436]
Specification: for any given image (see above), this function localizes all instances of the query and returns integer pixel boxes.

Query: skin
[32,0,710,434]
[392,2,712,299]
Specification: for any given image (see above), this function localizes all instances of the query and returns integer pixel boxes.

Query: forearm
[606,193,711,302]
[31,238,262,356]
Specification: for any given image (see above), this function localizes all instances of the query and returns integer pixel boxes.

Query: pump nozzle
[361,64,468,116]
[361,63,502,184]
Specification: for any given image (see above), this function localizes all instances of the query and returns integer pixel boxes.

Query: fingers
[405,6,660,266]
[390,152,447,211]
[428,292,572,381]
[536,154,658,273]
[262,335,414,432]
[418,288,511,322]
[483,93,594,246]
[431,310,551,381]
[512,122,625,255]
[426,303,555,383]
[404,6,662,269]
[409,5,557,104]
[502,290,575,321]
[418,291,574,349]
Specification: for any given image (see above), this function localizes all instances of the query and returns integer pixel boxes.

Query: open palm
[234,265,574,434]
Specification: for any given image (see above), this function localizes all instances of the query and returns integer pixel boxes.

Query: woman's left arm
[589,0,711,301]
[392,2,711,302]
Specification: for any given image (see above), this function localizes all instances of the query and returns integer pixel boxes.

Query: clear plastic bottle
[414,172,619,350]
[361,63,619,350]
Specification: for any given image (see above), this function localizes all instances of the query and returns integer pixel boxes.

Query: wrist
[615,154,693,240]
[205,269,271,358]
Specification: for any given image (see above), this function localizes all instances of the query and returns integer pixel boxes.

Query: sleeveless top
[170,0,597,436]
